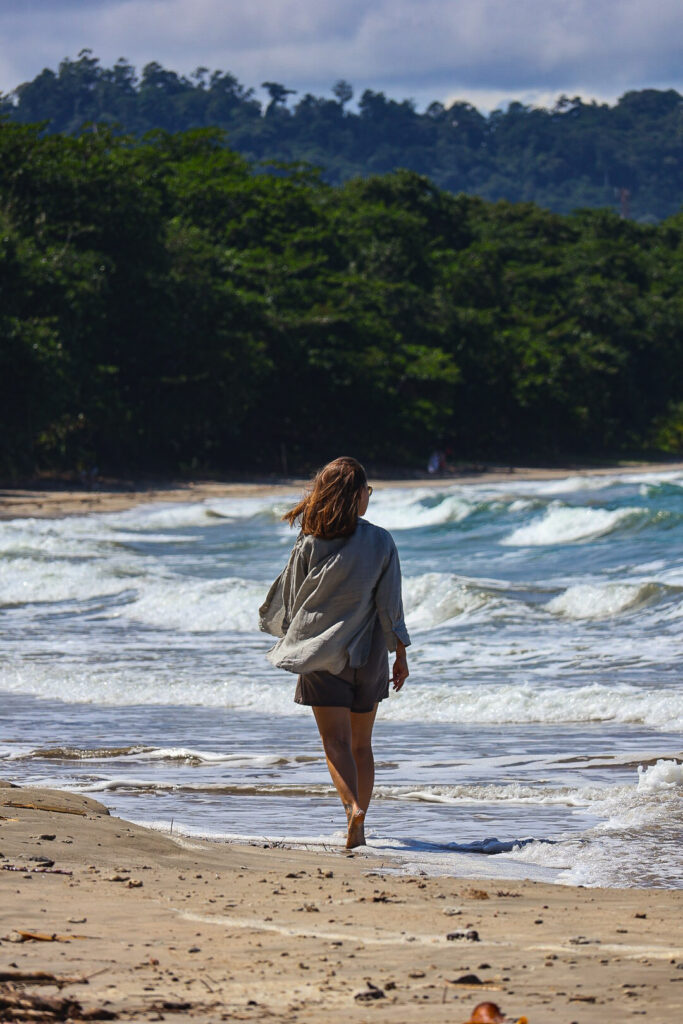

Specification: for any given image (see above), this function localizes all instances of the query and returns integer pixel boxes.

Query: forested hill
[2,121,683,477]
[2,51,683,221]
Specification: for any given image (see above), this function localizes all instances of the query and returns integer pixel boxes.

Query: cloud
[1,0,682,111]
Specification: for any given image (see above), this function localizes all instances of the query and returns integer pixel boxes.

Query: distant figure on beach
[259,457,410,849]
[429,448,453,474]
[427,450,444,474]
[79,465,99,490]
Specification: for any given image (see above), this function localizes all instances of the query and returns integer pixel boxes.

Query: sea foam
[502,503,640,546]
[2,657,680,731]
[546,581,670,619]
[368,489,476,531]
[114,575,265,632]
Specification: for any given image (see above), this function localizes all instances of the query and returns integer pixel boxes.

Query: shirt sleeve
[258,569,288,637]
[258,533,312,637]
[374,538,411,652]
[258,535,304,637]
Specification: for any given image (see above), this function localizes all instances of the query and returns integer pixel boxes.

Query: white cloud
[1,0,681,111]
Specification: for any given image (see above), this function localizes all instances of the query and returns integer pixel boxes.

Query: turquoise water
[1,469,682,886]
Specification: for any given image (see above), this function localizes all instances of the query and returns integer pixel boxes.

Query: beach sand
[2,460,683,520]
[1,783,682,1022]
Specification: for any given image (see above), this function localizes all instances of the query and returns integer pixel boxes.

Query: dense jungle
[1,55,682,475]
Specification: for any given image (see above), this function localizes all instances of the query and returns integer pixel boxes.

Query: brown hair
[282,457,368,539]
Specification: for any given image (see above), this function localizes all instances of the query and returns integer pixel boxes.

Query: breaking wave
[502,504,642,546]
[545,581,679,619]
[2,657,680,730]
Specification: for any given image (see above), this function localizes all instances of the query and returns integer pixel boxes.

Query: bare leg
[312,706,365,849]
[350,704,378,829]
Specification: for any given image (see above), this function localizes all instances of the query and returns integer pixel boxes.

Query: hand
[392,652,409,691]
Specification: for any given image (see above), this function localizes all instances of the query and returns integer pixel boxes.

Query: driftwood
[2,865,73,876]
[6,931,88,944]
[1,801,87,817]
[0,972,88,987]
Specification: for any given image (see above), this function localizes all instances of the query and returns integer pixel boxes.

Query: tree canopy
[1,119,682,477]
[2,51,683,220]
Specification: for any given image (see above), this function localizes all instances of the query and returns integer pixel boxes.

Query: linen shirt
[259,517,411,675]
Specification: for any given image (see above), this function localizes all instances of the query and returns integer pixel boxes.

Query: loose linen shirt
[259,518,411,675]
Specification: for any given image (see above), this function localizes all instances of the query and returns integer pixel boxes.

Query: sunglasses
[367,485,373,496]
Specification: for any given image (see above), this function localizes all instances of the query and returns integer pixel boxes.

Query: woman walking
[259,457,410,849]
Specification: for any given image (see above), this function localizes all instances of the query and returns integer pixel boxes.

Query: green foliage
[650,401,683,452]
[0,120,682,476]
[3,53,683,219]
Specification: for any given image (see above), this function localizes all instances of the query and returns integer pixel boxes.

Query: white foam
[113,575,264,632]
[637,758,683,792]
[3,656,681,731]
[496,758,683,887]
[384,681,683,730]
[108,496,292,530]
[0,519,106,559]
[0,556,137,606]
[12,745,296,767]
[137,747,287,766]
[546,581,665,619]
[70,775,294,793]
[368,489,475,531]
[513,474,619,495]
[483,468,683,498]
[54,777,610,805]
[502,503,640,546]
[404,573,490,628]
[374,782,603,806]
[0,494,294,547]
[594,759,683,832]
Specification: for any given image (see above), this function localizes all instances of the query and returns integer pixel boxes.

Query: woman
[259,456,410,849]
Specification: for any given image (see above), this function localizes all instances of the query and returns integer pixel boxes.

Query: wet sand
[2,460,683,520]
[1,783,682,1022]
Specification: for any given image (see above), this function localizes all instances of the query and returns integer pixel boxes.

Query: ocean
[1,470,682,888]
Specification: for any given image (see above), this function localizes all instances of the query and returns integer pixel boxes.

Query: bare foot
[346,808,366,849]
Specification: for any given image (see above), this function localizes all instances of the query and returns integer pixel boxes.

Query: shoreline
[1,782,682,1023]
[2,458,683,520]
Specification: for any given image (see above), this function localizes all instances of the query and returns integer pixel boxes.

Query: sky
[0,0,681,113]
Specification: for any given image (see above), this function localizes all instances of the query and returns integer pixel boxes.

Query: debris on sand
[0,982,117,1020]
[354,981,385,1002]
[447,928,480,942]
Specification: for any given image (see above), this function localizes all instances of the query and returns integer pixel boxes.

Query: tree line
[1,120,682,478]
[2,51,683,220]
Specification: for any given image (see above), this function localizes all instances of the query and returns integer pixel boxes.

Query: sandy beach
[1,782,682,1023]
[3,460,683,520]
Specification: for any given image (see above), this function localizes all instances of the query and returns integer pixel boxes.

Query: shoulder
[356,518,396,551]
[288,530,306,552]
[284,531,310,563]
[299,531,346,562]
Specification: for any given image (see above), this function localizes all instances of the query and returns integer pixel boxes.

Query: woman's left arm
[392,638,409,691]
[375,538,411,654]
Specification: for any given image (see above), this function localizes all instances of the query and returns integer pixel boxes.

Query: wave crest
[546,581,677,619]
[502,503,641,546]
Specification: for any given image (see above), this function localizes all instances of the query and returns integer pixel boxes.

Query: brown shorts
[295,619,390,714]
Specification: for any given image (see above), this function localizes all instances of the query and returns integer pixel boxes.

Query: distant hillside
[2,50,682,220]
